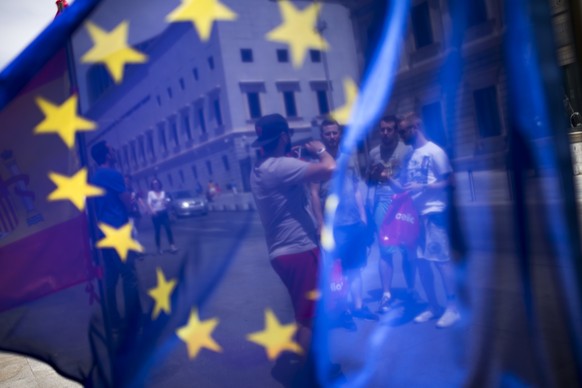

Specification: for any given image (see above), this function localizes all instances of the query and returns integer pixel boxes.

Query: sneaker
[157,249,164,255]
[414,309,436,323]
[436,308,460,328]
[352,306,379,321]
[338,312,357,332]
[377,293,392,314]
[405,289,422,305]
[169,245,178,253]
[328,363,346,384]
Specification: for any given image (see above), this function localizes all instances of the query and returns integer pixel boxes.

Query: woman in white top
[147,179,177,254]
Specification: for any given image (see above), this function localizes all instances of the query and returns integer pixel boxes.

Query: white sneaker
[436,308,460,328]
[377,293,392,313]
[414,309,436,323]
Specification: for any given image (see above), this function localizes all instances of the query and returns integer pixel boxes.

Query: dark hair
[150,179,163,190]
[380,115,398,126]
[91,141,109,165]
[320,118,340,132]
[400,112,423,129]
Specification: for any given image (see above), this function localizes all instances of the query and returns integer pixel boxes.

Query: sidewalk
[0,352,79,387]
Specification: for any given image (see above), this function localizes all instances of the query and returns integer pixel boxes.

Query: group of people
[121,174,178,256]
[87,109,458,379]
[250,112,460,381]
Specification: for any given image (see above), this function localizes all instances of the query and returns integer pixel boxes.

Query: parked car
[167,190,208,217]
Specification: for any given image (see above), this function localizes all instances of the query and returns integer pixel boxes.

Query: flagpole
[55,2,117,385]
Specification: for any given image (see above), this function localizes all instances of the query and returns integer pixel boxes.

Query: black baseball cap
[252,113,290,147]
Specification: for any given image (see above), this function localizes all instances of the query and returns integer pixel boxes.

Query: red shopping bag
[379,192,420,248]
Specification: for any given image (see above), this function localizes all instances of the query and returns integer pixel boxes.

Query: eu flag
[1,0,582,387]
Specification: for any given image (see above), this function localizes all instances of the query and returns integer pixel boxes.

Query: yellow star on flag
[47,168,104,211]
[34,95,96,149]
[247,309,303,361]
[331,78,359,125]
[176,309,222,359]
[148,268,177,319]
[81,20,147,84]
[96,222,144,262]
[266,0,329,68]
[166,0,237,41]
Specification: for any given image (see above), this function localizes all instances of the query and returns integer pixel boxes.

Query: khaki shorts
[417,212,450,262]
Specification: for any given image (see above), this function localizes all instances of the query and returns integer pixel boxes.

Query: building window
[130,142,138,168]
[316,90,329,115]
[191,164,198,179]
[117,150,125,171]
[467,0,487,27]
[179,169,185,184]
[123,145,130,171]
[138,136,146,164]
[247,92,262,119]
[208,56,214,70]
[421,102,447,149]
[179,78,185,90]
[182,112,192,141]
[87,65,113,104]
[167,173,174,188]
[222,155,230,171]
[206,160,213,175]
[213,99,223,126]
[411,2,434,49]
[158,125,168,153]
[241,48,253,63]
[276,49,289,63]
[240,82,266,120]
[147,131,155,159]
[170,119,179,147]
[192,67,199,80]
[198,108,207,133]
[283,91,297,117]
[473,86,502,138]
[309,49,321,63]
[167,87,173,99]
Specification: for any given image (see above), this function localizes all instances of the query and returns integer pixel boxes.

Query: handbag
[378,192,420,248]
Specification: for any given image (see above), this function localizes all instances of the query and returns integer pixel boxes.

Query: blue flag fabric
[0,0,581,387]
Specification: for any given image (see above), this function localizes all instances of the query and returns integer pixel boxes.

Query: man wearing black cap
[250,113,335,356]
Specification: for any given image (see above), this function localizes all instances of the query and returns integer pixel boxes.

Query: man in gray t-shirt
[250,114,335,358]
[252,156,319,259]
[367,115,415,314]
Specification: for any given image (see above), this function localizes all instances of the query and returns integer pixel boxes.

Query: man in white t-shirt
[398,113,460,328]
[250,114,335,357]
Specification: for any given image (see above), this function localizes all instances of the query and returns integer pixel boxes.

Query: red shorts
[271,248,320,325]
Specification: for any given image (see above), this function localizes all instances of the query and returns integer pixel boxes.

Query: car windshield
[172,191,194,199]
